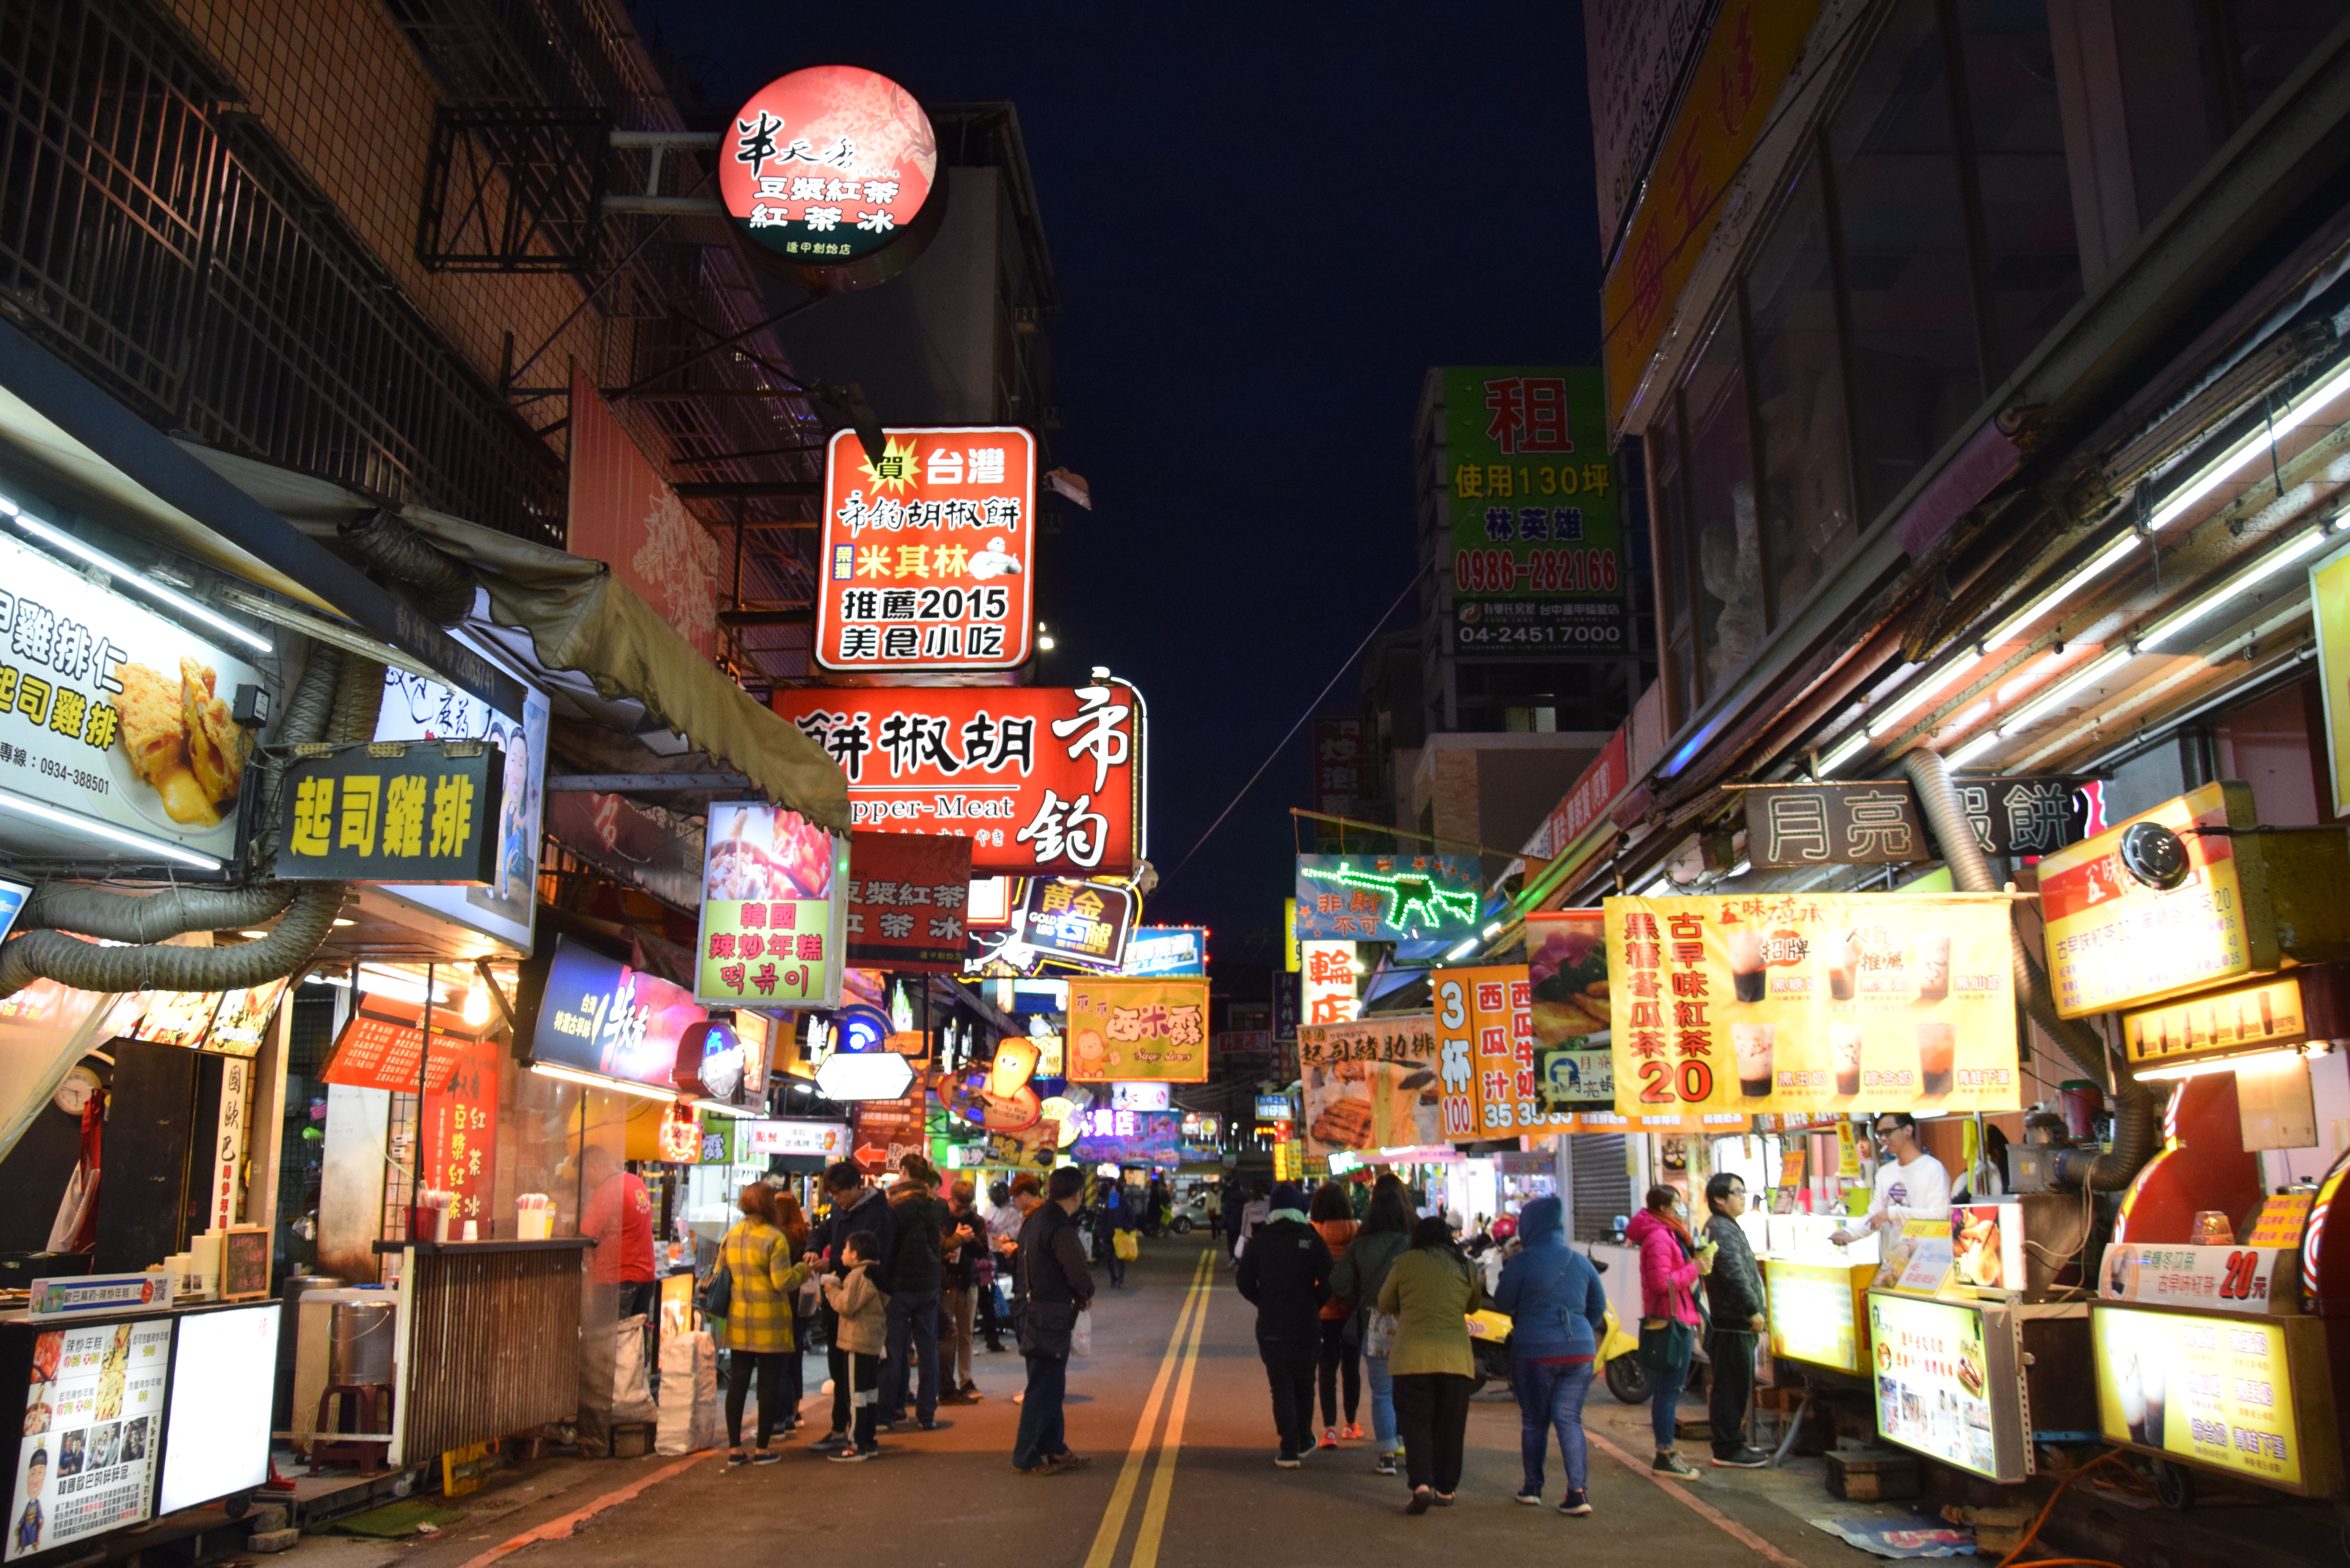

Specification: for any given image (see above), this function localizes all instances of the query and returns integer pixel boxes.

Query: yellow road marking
[1080,1249,1212,1568]
[1124,1251,1214,1568]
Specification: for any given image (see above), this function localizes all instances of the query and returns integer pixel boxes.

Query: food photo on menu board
[1298,1017,1443,1156]
[8,1320,171,1561]
[693,803,849,1010]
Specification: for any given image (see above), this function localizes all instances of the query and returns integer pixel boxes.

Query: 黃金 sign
[2038,782,2274,1018]
[2122,974,2306,1067]
[1065,977,1208,1083]
[2093,1305,2343,1494]
[274,743,501,883]
[1602,894,2020,1116]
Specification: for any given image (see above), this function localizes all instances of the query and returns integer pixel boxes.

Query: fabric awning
[183,446,850,833]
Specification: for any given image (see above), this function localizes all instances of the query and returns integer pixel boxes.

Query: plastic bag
[611,1315,658,1426]
[1364,1310,1400,1358]
[1070,1306,1093,1358]
[1598,1306,1641,1365]
[654,1330,720,1454]
[1113,1230,1140,1262]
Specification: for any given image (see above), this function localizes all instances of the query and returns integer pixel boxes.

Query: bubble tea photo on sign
[1917,1022,1956,1099]
[1734,1023,1775,1099]
[1833,1022,1864,1098]
[1916,931,1952,1003]
[1729,926,1767,1002]
[1826,928,1859,1001]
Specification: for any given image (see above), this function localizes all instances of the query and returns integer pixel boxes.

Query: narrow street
[275,1240,1873,1568]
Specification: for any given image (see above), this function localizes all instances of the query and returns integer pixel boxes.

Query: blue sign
[1293,855,1482,942]
[0,875,28,944]
[834,1005,892,1054]
[1121,925,1206,977]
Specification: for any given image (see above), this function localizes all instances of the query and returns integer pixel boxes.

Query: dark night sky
[633,2,1606,963]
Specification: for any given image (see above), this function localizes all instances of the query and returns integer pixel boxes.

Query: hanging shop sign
[937,1067,1042,1131]
[1742,783,1928,868]
[1010,877,1137,971]
[1308,717,1365,849]
[1867,1292,2029,1484]
[720,66,939,270]
[1526,910,1612,1109]
[318,994,471,1093]
[1433,965,1577,1139]
[7,1316,174,1560]
[207,978,291,1059]
[845,831,972,973]
[773,677,1146,875]
[273,742,504,884]
[2122,974,2309,1068]
[2311,535,2350,817]
[850,1093,925,1173]
[673,1019,745,1102]
[1444,367,1626,655]
[2100,1242,2296,1313]
[520,935,707,1092]
[0,527,267,872]
[2092,1305,2343,1495]
[1073,1109,1185,1165]
[815,1050,916,1103]
[1298,1016,1442,1158]
[1299,941,1362,1029]
[1293,855,1481,943]
[735,1011,774,1097]
[1950,777,2099,858]
[1111,1082,1170,1112]
[421,1033,501,1227]
[370,646,550,952]
[743,1119,851,1159]
[1065,976,1209,1083]
[695,802,850,1010]
[134,991,223,1050]
[1602,894,2022,1116]
[2038,782,2274,1019]
[816,426,1034,672]
[1121,925,1206,977]
[1543,728,1629,857]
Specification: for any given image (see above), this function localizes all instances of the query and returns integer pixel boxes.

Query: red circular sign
[720,66,937,267]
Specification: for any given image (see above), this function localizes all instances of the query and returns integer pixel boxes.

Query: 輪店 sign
[1299,941,1361,1028]
[817,427,1035,672]
[0,528,265,869]
[695,803,850,1010]
[1602,893,2022,1116]
[720,66,937,268]
[743,1119,851,1159]
[773,676,1146,875]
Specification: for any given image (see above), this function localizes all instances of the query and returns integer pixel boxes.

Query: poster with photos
[8,1318,172,1560]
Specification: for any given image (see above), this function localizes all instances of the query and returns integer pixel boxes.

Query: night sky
[633,2,1606,962]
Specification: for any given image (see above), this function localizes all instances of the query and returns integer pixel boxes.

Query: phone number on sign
[1454,547,1619,594]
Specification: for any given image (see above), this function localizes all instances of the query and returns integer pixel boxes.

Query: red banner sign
[846,831,973,972]
[318,995,474,1093]
[1545,728,1628,857]
[421,1033,501,1224]
[771,678,1145,875]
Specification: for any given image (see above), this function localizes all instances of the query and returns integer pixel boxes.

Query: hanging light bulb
[462,984,490,1028]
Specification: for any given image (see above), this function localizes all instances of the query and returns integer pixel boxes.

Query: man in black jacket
[1701,1172,1770,1468]
[808,1162,895,1454]
[1234,1181,1332,1467]
[879,1156,949,1429]
[1011,1166,1096,1475]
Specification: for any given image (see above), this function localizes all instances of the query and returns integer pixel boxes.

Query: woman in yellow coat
[1378,1215,1484,1512]
[720,1183,810,1464]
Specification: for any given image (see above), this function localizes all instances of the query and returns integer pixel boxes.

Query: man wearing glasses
[1830,1113,1951,1248]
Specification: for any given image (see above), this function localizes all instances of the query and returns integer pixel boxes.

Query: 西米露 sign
[1066,977,1208,1083]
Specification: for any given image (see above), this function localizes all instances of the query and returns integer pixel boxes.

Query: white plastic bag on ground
[612,1314,658,1427]
[655,1330,720,1454]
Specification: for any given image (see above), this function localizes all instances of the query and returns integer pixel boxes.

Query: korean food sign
[720,65,937,267]
[0,529,264,868]
[817,426,1034,672]
[1066,977,1208,1083]
[2038,782,2272,1019]
[273,743,502,884]
[1444,367,1625,656]
[1299,1016,1441,1157]
[845,831,971,973]
[1602,893,2021,1116]
[1294,854,1482,942]
[1432,965,1579,1139]
[773,676,1145,875]
[696,803,850,1010]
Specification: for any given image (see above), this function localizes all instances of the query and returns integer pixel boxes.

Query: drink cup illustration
[1826,928,1858,1001]
[1915,930,1951,1002]
[1917,1021,1956,1098]
[1729,927,1767,1003]
[1733,1023,1775,1099]
[2116,1338,2148,1444]
[2139,1347,2167,1447]
[1832,1022,1864,1098]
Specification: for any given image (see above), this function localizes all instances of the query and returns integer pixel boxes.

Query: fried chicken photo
[116,658,247,827]
[180,656,248,807]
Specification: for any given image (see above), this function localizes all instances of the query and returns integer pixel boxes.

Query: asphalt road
[273,1236,1893,1568]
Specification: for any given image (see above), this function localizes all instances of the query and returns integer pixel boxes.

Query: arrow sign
[853,1142,890,1167]
[816,1050,916,1102]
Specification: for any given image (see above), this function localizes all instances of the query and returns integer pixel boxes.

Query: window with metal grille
[1571,1133,1632,1243]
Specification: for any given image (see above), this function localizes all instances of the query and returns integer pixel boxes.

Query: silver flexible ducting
[1903,749,2161,1191]
[0,645,378,998]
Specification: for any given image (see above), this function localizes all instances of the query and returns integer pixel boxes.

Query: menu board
[1869,1293,2001,1479]
[2100,1243,2295,1313]
[1298,1016,1442,1157]
[1603,893,2022,1116]
[2094,1306,2316,1490]
[1766,1260,1867,1375]
[8,1319,173,1560]
[1432,965,1578,1138]
[206,979,290,1058]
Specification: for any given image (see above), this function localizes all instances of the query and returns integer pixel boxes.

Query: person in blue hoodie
[1493,1195,1609,1515]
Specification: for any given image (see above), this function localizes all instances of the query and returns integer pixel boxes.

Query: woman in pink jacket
[1623,1185,1707,1478]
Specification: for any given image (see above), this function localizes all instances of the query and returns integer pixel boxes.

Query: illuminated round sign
[835,1005,892,1055]
[673,1019,744,1102]
[1038,1096,1084,1148]
[720,66,940,281]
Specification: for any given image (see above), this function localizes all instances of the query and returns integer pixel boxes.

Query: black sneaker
[827,1446,876,1463]
[1711,1447,1769,1469]
[916,1419,942,1431]
[1374,1455,1398,1476]
[1653,1451,1700,1479]
[1559,1490,1592,1516]
[810,1432,850,1453]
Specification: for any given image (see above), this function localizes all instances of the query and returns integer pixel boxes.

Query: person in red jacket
[581,1144,657,1319]
[1625,1184,1708,1478]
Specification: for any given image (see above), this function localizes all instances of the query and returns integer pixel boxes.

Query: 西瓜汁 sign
[721,66,938,270]
[2093,1304,2343,1494]
[2038,783,2274,1019]
[1445,367,1627,656]
[845,831,971,973]
[816,427,1035,672]
[1066,977,1208,1083]
[1010,877,1137,972]
[1602,893,2021,1116]
[273,743,503,884]
[1299,1016,1439,1156]
[1433,966,1579,1139]
[1294,855,1482,942]
[696,802,850,1010]
[773,675,1145,876]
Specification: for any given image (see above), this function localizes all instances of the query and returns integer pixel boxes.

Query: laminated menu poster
[2095,1306,2306,1488]
[1297,1016,1441,1157]
[8,1319,172,1560]
[1869,1294,1998,1480]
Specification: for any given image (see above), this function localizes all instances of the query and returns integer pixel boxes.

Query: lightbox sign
[1122,925,1206,977]
[1112,1082,1170,1112]
[696,802,850,1010]
[1294,855,1481,942]
[1066,976,1209,1083]
[773,675,1146,875]
[1011,877,1137,971]
[524,935,706,1091]
[2093,1305,2342,1494]
[744,1119,851,1159]
[817,427,1035,672]
[720,66,938,267]
[273,743,503,884]
[845,831,972,973]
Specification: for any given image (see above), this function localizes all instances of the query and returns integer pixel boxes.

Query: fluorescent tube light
[0,786,220,870]
[2134,1046,2305,1082]
[1816,732,1869,778]
[531,1061,678,1102]
[2136,528,2331,649]
[2,505,272,654]
[1984,534,2145,644]
[2147,361,2350,532]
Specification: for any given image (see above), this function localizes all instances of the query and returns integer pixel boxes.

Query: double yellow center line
[1081,1248,1214,1568]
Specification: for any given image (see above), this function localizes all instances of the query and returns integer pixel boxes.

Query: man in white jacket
[1831,1113,1951,1246]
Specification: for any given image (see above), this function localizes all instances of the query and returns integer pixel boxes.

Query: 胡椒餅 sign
[720,65,937,269]
[1602,893,2022,1116]
[274,743,503,883]
[845,831,972,973]
[773,674,1145,875]
[1294,855,1481,943]
[1444,367,1626,656]
[1065,977,1208,1083]
[697,803,851,1010]
[817,427,1035,672]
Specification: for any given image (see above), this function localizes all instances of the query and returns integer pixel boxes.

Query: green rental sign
[1444,367,1626,656]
